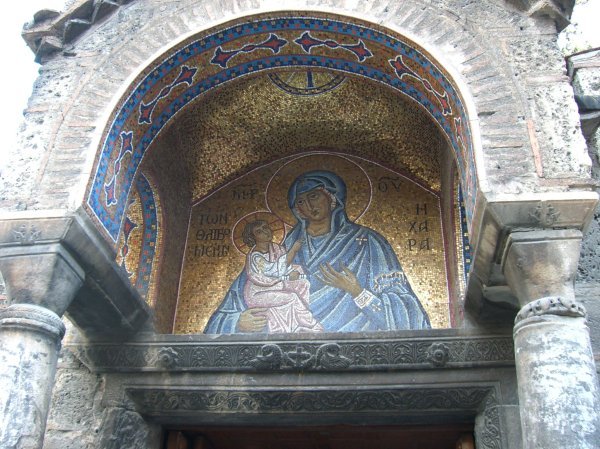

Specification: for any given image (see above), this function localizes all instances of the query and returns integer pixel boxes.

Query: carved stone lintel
[124,386,501,448]
[76,335,515,373]
[250,344,283,370]
[426,343,450,367]
[515,296,586,324]
[127,386,497,415]
[148,347,181,369]
[316,343,352,369]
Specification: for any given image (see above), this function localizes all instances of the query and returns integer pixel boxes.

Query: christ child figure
[241,220,323,333]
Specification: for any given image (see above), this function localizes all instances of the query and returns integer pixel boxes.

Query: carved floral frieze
[124,385,502,449]
[127,386,495,414]
[74,335,514,373]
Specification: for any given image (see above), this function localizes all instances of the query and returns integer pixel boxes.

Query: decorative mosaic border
[74,335,513,372]
[85,14,475,245]
[116,173,161,305]
[459,186,472,280]
[134,173,160,304]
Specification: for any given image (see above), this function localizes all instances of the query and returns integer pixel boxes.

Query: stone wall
[570,51,600,363]
[43,323,161,449]
[574,60,600,283]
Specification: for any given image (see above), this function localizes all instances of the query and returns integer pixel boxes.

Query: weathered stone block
[528,82,591,177]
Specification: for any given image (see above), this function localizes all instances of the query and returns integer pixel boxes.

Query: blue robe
[204,170,431,333]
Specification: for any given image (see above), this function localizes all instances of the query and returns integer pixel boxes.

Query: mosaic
[268,70,346,95]
[451,171,470,325]
[175,153,450,334]
[174,73,444,202]
[85,12,476,248]
[115,172,161,307]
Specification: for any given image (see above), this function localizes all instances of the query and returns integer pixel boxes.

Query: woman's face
[294,188,332,222]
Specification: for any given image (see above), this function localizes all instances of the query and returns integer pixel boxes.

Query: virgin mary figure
[204,170,431,333]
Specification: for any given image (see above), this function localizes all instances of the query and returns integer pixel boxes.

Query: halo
[232,211,287,255]
[266,153,372,226]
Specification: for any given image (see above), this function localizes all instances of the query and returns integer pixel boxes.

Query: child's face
[252,222,273,243]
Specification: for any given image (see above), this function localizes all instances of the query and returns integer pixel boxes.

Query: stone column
[502,229,600,449]
[0,243,84,449]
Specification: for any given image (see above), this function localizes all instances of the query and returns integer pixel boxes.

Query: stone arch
[85,11,486,244]
[17,0,531,242]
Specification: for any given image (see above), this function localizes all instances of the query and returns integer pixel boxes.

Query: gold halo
[266,153,372,226]
[232,211,287,255]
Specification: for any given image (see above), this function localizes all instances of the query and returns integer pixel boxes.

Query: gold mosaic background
[174,153,449,333]
[171,72,445,201]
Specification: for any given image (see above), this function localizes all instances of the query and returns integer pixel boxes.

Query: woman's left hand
[318,263,363,297]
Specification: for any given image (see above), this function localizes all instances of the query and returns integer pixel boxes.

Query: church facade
[0,1,598,448]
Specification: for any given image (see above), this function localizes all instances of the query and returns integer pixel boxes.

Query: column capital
[514,296,586,325]
[0,303,65,340]
[0,242,84,316]
[501,229,582,309]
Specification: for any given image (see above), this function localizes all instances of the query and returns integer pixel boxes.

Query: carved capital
[12,224,42,245]
[529,203,561,228]
[0,303,65,340]
[0,243,84,316]
[501,229,582,308]
[515,296,586,324]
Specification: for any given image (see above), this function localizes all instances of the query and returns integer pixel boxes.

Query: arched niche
[93,12,476,333]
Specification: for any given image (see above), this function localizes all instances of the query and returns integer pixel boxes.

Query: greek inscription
[415,203,428,215]
[233,184,259,200]
[198,213,228,225]
[193,244,230,257]
[408,238,432,251]
[408,220,429,233]
[196,228,230,241]
[377,176,403,192]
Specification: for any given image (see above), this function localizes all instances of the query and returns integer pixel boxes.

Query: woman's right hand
[237,308,268,332]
